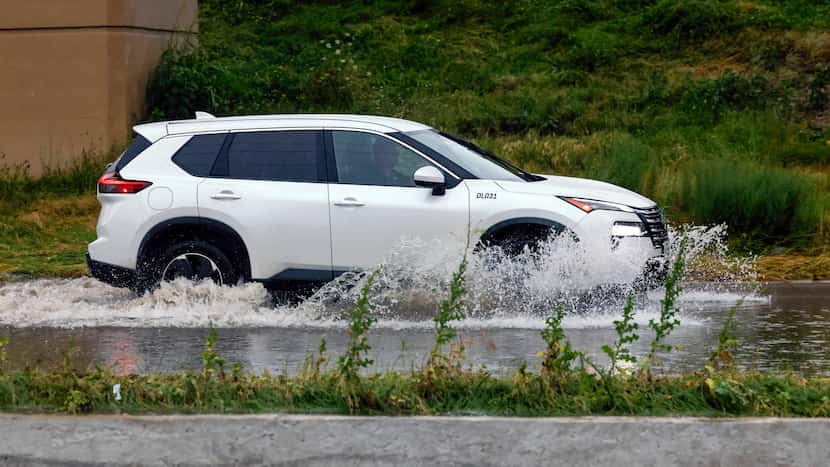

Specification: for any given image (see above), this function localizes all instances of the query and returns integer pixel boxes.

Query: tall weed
[681,159,820,244]
[644,238,686,369]
[540,304,580,377]
[429,253,468,369]
[339,271,378,381]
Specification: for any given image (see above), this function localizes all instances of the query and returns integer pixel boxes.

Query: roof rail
[194,111,216,120]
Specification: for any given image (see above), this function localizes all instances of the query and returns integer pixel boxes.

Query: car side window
[226,131,321,182]
[332,131,434,187]
[172,133,226,177]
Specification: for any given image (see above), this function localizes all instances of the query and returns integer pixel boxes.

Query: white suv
[87,113,667,293]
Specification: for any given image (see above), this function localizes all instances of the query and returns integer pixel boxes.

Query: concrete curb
[1,415,829,466]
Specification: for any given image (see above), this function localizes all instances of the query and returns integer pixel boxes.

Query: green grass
[1,365,828,416]
[0,195,98,278]
[0,153,108,278]
[138,0,830,251]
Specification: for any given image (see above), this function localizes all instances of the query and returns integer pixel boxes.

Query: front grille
[634,206,668,250]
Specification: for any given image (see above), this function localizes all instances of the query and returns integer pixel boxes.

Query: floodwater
[1,227,827,376]
[1,279,828,376]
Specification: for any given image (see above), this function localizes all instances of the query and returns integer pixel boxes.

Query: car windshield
[404,130,542,182]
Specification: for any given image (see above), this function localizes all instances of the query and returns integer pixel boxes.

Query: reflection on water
[2,282,829,376]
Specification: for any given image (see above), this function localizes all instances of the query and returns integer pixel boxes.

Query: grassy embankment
[2,0,830,279]
[1,249,829,416]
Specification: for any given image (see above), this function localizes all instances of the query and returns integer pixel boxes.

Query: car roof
[133,114,432,142]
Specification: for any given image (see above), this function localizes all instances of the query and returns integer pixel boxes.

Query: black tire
[489,226,566,258]
[633,258,668,292]
[133,240,239,294]
[499,230,550,257]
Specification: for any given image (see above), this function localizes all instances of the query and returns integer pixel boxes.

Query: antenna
[194,111,216,120]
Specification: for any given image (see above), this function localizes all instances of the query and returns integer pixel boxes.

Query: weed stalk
[540,304,580,378]
[338,270,378,381]
[707,302,741,371]
[429,252,468,369]
[602,293,640,376]
[202,325,225,379]
[0,337,8,373]
[644,237,687,369]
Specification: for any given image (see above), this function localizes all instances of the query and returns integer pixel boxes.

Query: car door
[197,129,333,281]
[326,130,470,271]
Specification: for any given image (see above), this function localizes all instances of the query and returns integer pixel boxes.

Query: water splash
[0,224,760,328]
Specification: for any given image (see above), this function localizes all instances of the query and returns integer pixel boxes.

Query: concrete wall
[1,415,829,466]
[0,0,197,175]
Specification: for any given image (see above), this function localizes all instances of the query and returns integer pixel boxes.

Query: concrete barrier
[0,0,197,175]
[0,415,828,466]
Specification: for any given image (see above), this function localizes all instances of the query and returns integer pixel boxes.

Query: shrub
[592,134,654,192]
[145,49,221,120]
[807,65,830,112]
[773,142,830,166]
[640,0,742,46]
[565,27,622,71]
[677,71,773,126]
[681,159,820,243]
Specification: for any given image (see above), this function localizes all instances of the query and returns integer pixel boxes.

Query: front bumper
[86,252,135,289]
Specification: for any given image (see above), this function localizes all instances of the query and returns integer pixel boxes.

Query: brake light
[97,172,152,194]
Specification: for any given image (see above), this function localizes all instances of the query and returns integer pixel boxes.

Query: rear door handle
[334,197,365,207]
[210,190,241,200]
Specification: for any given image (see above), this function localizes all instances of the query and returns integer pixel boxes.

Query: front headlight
[559,197,634,213]
[611,221,646,237]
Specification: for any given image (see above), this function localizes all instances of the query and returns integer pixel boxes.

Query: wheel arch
[477,217,571,248]
[137,217,252,281]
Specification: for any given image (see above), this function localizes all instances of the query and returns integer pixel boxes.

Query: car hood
[494,175,656,209]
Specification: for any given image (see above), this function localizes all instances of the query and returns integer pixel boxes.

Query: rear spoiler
[132,111,215,142]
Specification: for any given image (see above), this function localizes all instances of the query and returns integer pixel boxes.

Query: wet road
[1,279,828,376]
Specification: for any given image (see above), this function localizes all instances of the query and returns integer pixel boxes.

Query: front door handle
[210,190,241,200]
[334,197,365,207]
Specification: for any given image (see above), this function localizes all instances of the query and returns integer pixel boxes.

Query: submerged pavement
[1,414,828,466]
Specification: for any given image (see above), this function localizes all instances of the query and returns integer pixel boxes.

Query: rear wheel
[134,240,239,294]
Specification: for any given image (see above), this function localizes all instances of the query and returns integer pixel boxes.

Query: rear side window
[172,133,226,176]
[112,134,151,172]
[225,131,322,182]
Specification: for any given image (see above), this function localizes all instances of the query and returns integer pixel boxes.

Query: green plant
[707,302,740,371]
[315,337,328,378]
[202,325,225,378]
[65,389,91,415]
[61,339,81,375]
[644,238,686,368]
[677,71,772,126]
[429,253,468,367]
[338,271,378,381]
[540,304,580,376]
[565,27,621,71]
[0,337,7,371]
[807,65,830,112]
[594,134,653,192]
[0,151,110,208]
[681,160,820,243]
[640,0,742,46]
[601,294,640,375]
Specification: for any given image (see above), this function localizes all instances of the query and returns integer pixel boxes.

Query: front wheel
[134,240,239,294]
[633,257,668,292]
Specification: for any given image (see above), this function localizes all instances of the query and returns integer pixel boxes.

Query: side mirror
[413,166,446,195]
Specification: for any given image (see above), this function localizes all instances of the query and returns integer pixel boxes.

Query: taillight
[97,172,152,194]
